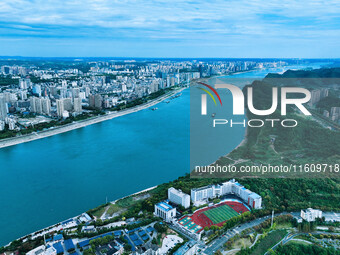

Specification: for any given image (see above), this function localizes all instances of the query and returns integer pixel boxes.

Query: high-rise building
[30,97,43,114]
[20,91,27,100]
[29,97,36,113]
[33,85,42,96]
[0,94,8,121]
[35,98,43,114]
[73,97,82,113]
[94,94,103,109]
[85,87,91,97]
[89,94,103,109]
[72,88,80,98]
[330,107,340,122]
[19,79,27,89]
[89,94,95,108]
[0,120,5,131]
[41,97,51,115]
[61,80,67,88]
[63,98,73,111]
[8,118,16,130]
[56,99,65,117]
[309,88,329,107]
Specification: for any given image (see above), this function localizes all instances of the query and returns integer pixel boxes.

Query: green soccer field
[203,205,239,224]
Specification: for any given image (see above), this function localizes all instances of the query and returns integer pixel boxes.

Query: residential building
[0,94,8,120]
[73,97,82,113]
[56,99,65,117]
[41,97,51,115]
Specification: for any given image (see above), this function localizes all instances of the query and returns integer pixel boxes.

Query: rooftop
[156,201,174,211]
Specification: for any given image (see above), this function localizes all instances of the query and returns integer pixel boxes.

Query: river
[0,63,326,246]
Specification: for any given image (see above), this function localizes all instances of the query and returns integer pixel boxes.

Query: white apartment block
[301,208,323,222]
[168,187,190,209]
[190,179,262,209]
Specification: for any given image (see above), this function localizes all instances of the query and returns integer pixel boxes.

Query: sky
[0,0,339,58]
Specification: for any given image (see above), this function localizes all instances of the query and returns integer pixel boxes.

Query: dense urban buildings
[0,59,288,134]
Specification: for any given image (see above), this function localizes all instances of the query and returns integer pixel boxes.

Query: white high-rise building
[73,97,82,113]
[62,80,67,88]
[0,94,8,120]
[35,98,43,114]
[72,88,80,98]
[19,79,27,89]
[41,97,51,115]
[56,99,65,117]
[168,188,190,209]
[30,97,43,114]
[8,118,16,130]
[20,90,27,100]
[63,98,73,111]
[0,120,5,131]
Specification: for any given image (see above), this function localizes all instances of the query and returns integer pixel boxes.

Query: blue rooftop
[90,232,113,241]
[78,240,89,248]
[138,230,146,236]
[53,242,64,254]
[156,201,173,211]
[62,219,74,225]
[114,230,122,236]
[64,239,75,251]
[146,226,154,232]
[124,236,135,251]
[133,239,143,246]
[127,227,141,234]
[129,233,139,241]
[53,234,63,241]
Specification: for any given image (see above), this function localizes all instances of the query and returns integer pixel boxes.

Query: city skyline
[0,0,340,58]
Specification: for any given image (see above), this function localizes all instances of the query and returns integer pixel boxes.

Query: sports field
[203,204,239,224]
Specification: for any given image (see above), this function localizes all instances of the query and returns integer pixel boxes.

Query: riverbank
[0,87,185,149]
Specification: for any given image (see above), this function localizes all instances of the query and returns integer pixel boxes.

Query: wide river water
[0,63,326,245]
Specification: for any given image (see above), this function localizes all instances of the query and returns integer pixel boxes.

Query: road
[266,231,340,254]
[203,214,273,254]
[202,211,302,254]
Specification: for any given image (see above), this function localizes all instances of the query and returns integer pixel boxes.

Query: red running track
[185,201,249,228]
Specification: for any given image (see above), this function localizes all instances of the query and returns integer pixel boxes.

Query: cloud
[0,0,339,57]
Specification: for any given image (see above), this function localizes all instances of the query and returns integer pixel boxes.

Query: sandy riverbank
[0,87,185,149]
